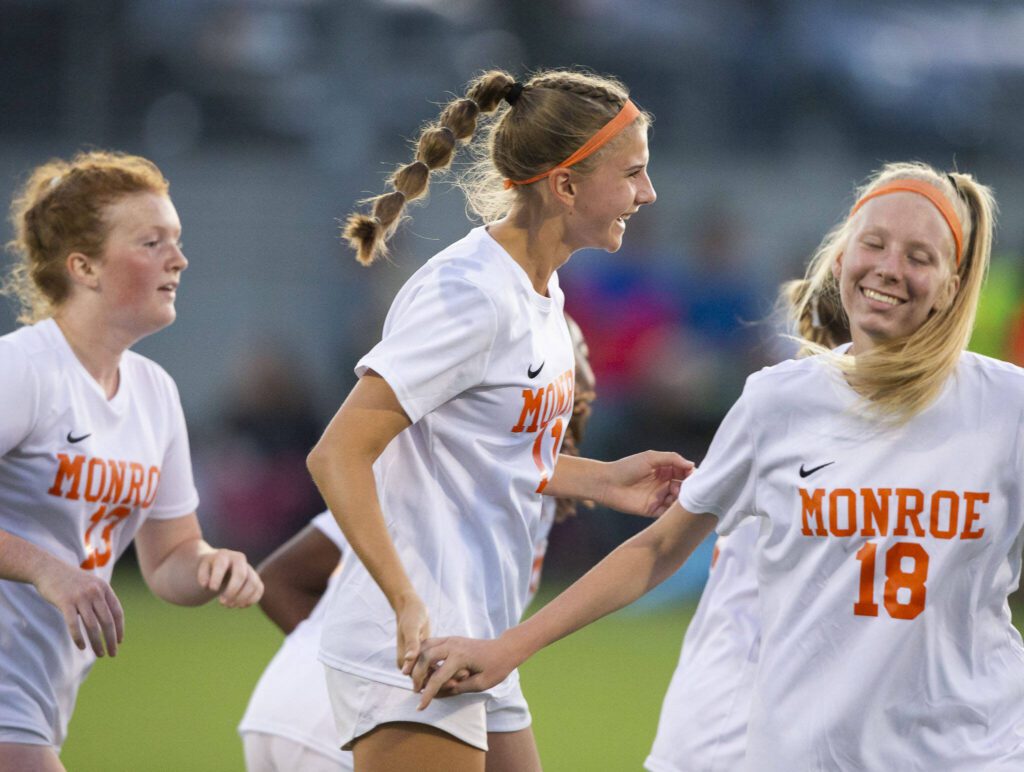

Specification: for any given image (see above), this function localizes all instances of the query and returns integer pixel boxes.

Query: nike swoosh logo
[527,361,545,379]
[799,461,834,478]
[67,432,91,444]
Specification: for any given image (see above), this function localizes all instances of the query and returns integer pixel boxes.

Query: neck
[53,305,133,399]
[487,205,573,295]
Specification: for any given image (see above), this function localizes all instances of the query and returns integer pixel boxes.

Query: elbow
[306,442,329,486]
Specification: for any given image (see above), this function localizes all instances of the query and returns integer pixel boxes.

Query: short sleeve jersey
[678,351,1024,771]
[0,319,199,747]
[319,227,574,696]
[645,518,760,772]
[239,511,352,766]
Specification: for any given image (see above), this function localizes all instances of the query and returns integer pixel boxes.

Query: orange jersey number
[80,504,132,570]
[854,541,929,620]
[532,416,565,494]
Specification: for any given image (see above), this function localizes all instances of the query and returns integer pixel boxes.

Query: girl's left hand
[197,549,264,608]
[600,451,694,517]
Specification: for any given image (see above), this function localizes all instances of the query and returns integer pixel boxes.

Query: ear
[66,251,100,289]
[936,271,961,312]
[547,167,576,208]
[831,251,844,282]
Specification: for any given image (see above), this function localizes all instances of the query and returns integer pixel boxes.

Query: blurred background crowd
[3,0,1023,591]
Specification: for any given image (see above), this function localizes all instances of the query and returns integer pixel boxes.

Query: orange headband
[503,100,641,190]
[849,178,964,265]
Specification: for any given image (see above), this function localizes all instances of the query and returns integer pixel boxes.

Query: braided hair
[343,69,648,265]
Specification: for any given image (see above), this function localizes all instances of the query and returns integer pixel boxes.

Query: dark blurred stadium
[3,0,1023,581]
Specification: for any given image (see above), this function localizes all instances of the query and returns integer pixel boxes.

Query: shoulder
[957,350,1024,381]
[122,350,182,403]
[388,231,503,322]
[418,228,520,302]
[0,321,61,385]
[744,354,830,400]
[956,351,1024,403]
[727,354,839,431]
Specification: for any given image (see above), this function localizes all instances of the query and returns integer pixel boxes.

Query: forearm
[308,448,417,613]
[144,537,219,606]
[544,455,608,503]
[0,528,67,586]
[259,585,319,635]
[502,506,717,663]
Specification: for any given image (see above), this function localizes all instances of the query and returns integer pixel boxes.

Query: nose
[873,246,902,281]
[171,244,188,273]
[637,170,656,206]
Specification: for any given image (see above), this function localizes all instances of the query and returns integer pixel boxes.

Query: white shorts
[241,731,353,772]
[323,666,531,753]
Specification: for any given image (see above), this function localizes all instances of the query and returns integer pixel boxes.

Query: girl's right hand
[34,562,125,657]
[396,592,431,674]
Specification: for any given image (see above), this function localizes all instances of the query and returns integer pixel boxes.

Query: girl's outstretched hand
[410,636,516,710]
[600,450,693,517]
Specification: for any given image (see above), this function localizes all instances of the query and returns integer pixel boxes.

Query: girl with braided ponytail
[413,162,1024,771]
[308,69,689,771]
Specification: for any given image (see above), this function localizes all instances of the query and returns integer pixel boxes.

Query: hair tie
[505,82,525,107]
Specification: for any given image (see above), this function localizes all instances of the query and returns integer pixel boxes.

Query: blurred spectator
[196,344,325,562]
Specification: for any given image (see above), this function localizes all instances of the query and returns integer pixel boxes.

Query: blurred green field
[61,567,694,771]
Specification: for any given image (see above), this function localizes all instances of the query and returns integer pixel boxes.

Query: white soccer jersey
[678,350,1024,771]
[645,518,759,772]
[239,512,352,768]
[320,226,574,697]
[0,319,199,747]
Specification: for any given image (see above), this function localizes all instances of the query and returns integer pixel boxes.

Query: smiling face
[833,191,960,354]
[566,121,656,252]
[91,192,187,340]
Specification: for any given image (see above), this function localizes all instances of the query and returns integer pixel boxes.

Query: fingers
[219,563,263,608]
[199,550,263,608]
[199,551,230,594]
[65,580,124,657]
[417,655,466,710]
[399,619,428,673]
[105,583,126,644]
[397,605,430,674]
[645,450,694,478]
[409,639,445,690]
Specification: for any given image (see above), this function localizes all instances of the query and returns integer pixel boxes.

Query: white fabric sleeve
[148,375,201,520]
[677,383,758,535]
[311,510,348,552]
[0,340,40,457]
[356,276,498,423]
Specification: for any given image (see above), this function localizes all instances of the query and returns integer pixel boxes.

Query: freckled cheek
[115,266,159,306]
